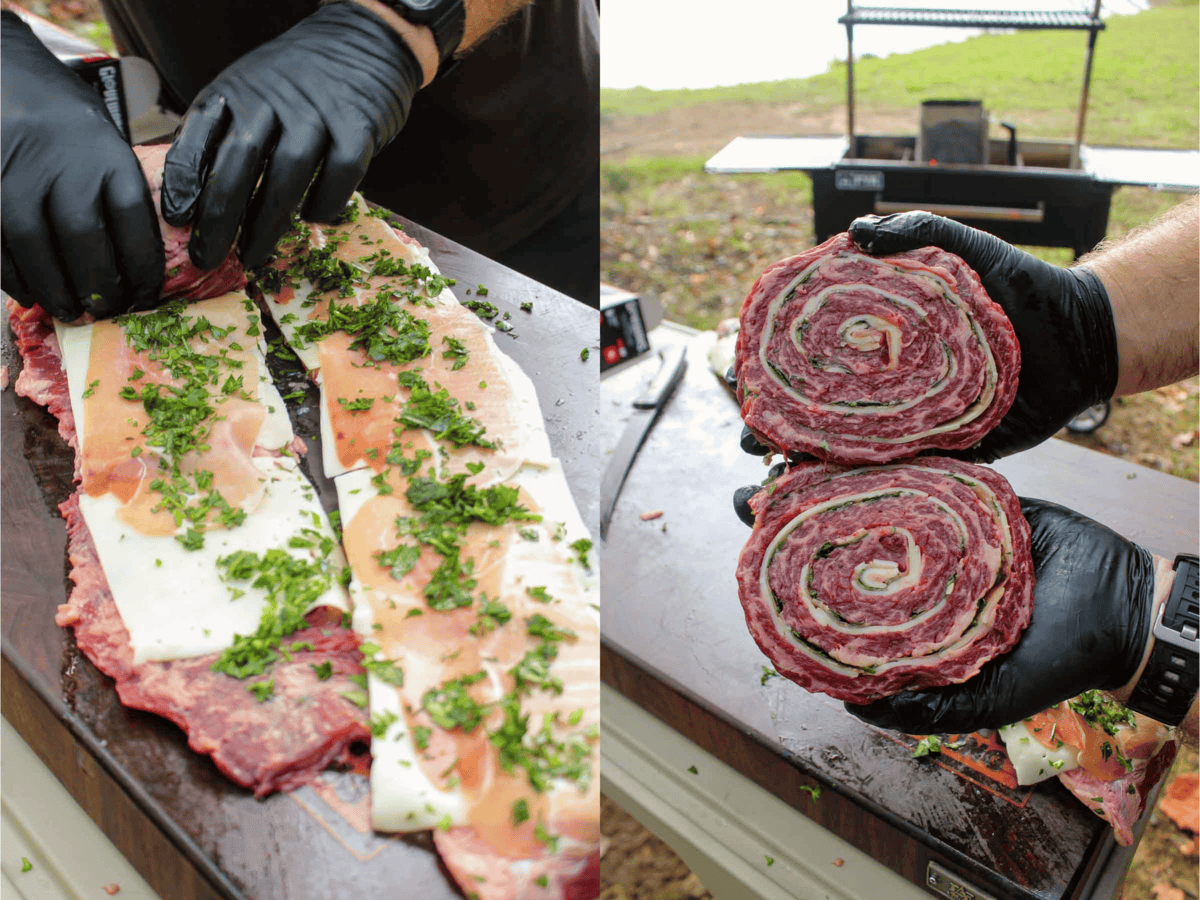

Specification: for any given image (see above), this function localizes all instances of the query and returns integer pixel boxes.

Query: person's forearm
[1078,195,1199,397]
[335,0,531,86]
[1110,553,1198,743]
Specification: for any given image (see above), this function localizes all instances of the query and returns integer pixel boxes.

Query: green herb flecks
[394,370,494,449]
[422,672,489,732]
[912,735,942,758]
[370,709,399,738]
[441,335,470,370]
[489,694,596,794]
[210,530,342,680]
[293,295,431,366]
[1068,690,1138,736]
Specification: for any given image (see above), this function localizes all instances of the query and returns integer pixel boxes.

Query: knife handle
[634,344,688,410]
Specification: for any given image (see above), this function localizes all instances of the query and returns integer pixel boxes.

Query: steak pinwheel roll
[736,457,1034,704]
[735,234,1020,463]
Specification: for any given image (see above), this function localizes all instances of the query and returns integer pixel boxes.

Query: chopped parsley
[525,586,552,604]
[511,799,530,825]
[337,396,376,412]
[413,725,433,750]
[441,335,470,370]
[422,672,488,732]
[293,295,431,366]
[569,537,593,569]
[912,736,942,758]
[1068,690,1137,736]
[311,660,334,681]
[247,679,275,702]
[369,709,399,738]
[209,532,341,679]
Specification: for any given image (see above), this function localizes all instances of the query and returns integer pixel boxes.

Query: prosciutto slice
[735,234,1019,464]
[8,298,369,796]
[736,457,1034,704]
[1000,693,1179,846]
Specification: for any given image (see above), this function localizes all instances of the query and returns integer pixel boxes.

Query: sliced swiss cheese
[255,197,551,482]
[256,197,599,861]
[56,292,347,663]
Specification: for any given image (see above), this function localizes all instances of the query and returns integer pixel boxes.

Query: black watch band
[376,0,465,72]
[1126,553,1199,727]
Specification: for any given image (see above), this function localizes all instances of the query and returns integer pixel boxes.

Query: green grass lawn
[603,3,1199,148]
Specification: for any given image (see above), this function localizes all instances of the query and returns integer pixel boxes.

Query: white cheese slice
[255,204,552,481]
[998,720,1081,785]
[54,292,293,452]
[366,668,470,832]
[79,455,349,663]
[335,458,597,833]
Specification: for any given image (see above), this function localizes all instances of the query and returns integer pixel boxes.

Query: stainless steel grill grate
[838,7,1104,30]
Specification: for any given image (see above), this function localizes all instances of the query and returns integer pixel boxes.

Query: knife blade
[600,343,688,540]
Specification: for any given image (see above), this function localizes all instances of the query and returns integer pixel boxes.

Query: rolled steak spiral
[736,457,1034,704]
[735,234,1019,464]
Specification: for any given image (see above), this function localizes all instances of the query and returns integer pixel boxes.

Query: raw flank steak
[8,297,369,795]
[736,457,1034,704]
[134,144,248,301]
[735,233,1019,464]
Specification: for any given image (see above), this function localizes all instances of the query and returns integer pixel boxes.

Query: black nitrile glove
[844,498,1155,734]
[1,11,163,320]
[848,212,1119,462]
[725,365,775,459]
[161,1,423,270]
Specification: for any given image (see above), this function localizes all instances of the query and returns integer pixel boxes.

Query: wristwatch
[1126,553,1199,727]
[375,0,466,72]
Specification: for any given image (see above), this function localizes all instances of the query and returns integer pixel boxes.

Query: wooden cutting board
[1,216,599,900]
[599,324,1198,900]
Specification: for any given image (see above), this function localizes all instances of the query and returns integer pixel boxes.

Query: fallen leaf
[103,886,121,896]
[1151,884,1184,900]
[1159,771,1199,833]
[641,510,664,521]
[832,858,844,867]
[1169,429,1198,449]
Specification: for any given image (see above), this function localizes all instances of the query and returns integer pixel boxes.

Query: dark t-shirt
[99,0,598,258]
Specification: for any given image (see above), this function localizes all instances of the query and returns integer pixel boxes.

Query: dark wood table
[1,218,599,900]
[599,324,1198,900]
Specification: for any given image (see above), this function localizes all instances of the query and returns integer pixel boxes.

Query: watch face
[402,0,443,11]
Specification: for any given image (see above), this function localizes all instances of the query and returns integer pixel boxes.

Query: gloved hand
[1,11,163,320]
[848,212,1119,462]
[844,498,1156,734]
[161,1,423,271]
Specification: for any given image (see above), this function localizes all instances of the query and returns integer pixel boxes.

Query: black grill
[838,7,1104,31]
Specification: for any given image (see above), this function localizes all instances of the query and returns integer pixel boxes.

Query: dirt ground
[601,103,1200,900]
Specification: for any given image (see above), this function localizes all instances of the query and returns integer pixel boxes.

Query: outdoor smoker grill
[706,2,1200,259]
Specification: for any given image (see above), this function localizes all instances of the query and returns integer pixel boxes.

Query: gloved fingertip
[733,484,762,528]
[848,216,882,252]
[187,225,227,273]
[843,699,900,730]
[724,364,738,393]
[740,424,771,456]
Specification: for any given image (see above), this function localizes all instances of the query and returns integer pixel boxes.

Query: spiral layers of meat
[735,234,1020,463]
[736,457,1034,704]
